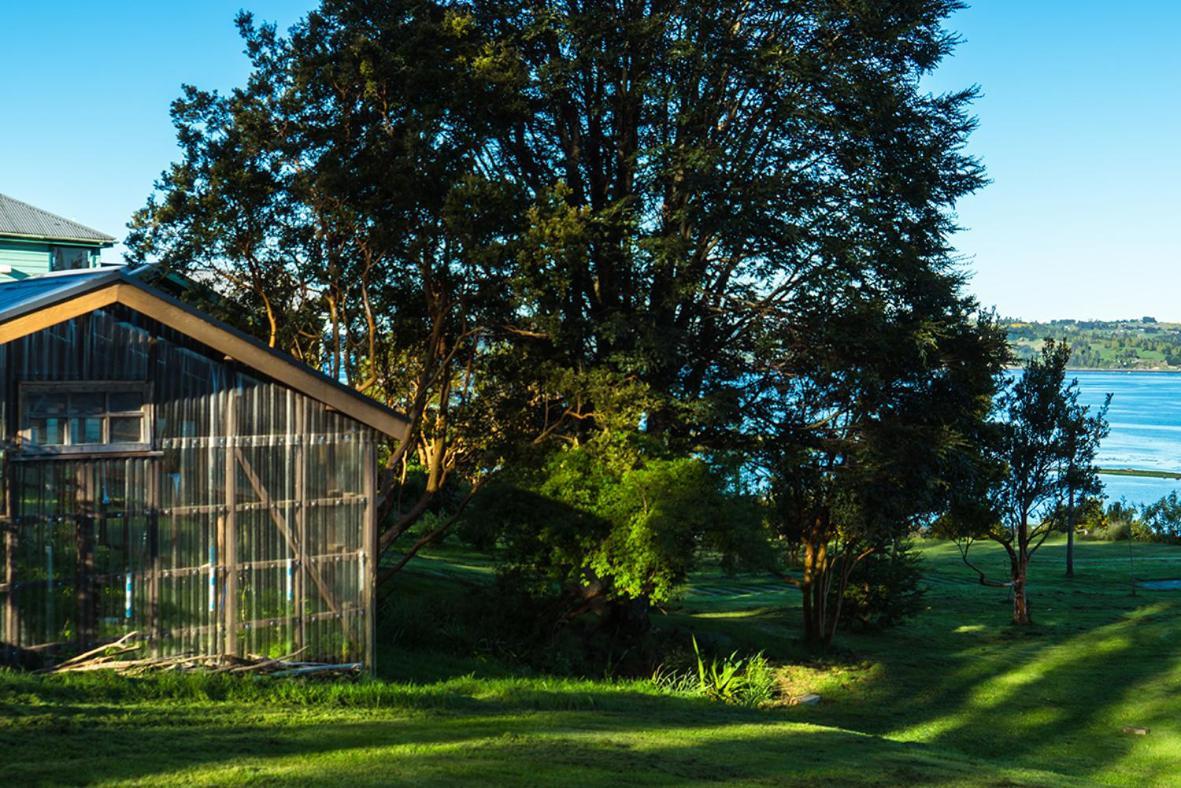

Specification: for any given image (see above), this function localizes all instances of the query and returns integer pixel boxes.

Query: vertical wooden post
[223,388,238,657]
[363,432,377,674]
[75,465,97,649]
[2,343,18,657]
[294,398,306,654]
[214,514,224,653]
[2,462,17,655]
[76,515,95,648]
[146,336,161,657]
[148,468,161,657]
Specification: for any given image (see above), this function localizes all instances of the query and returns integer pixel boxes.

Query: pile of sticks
[40,632,362,678]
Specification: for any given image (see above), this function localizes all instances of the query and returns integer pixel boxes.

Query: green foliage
[1139,492,1181,543]
[464,436,766,614]
[952,340,1111,623]
[692,635,746,704]
[131,0,1000,592]
[1045,495,1107,535]
[1007,318,1181,370]
[759,304,1007,645]
[1078,496,1181,544]
[838,540,926,631]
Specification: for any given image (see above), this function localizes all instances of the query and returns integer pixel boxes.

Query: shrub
[1100,518,1133,542]
[838,539,925,631]
[458,438,768,666]
[1139,492,1181,543]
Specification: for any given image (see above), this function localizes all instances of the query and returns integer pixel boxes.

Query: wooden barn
[0,268,407,669]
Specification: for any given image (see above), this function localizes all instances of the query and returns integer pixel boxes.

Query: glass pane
[70,417,103,445]
[109,416,143,443]
[108,391,144,413]
[30,417,66,445]
[27,393,67,417]
[51,246,90,271]
[71,393,105,415]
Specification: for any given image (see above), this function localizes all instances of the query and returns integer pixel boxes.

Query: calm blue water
[1068,370,1181,506]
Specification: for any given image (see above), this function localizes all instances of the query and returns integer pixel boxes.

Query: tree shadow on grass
[370,537,1181,782]
[762,541,1181,783]
[12,539,1168,785]
[0,686,1068,786]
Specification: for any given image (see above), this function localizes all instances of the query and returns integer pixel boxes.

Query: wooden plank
[363,433,377,673]
[3,515,16,650]
[4,342,20,653]
[159,608,362,641]
[76,515,95,648]
[0,287,119,344]
[223,388,239,657]
[293,395,306,653]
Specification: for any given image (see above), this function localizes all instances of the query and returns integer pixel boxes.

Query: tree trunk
[1012,557,1031,625]
[1065,487,1076,578]
[800,533,825,646]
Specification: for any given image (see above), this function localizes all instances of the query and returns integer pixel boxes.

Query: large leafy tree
[128,2,529,572]
[955,341,1110,625]
[129,0,1002,608]
[464,0,1002,637]
[466,0,990,451]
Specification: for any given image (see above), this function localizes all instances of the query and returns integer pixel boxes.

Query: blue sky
[1,2,1176,321]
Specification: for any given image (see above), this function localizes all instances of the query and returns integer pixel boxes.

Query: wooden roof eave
[0,277,410,442]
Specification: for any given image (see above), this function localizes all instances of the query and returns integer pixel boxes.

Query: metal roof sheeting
[0,269,116,315]
[0,193,116,244]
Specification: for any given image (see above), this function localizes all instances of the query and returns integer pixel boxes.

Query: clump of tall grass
[650,636,777,707]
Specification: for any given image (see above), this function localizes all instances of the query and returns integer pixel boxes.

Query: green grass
[4,539,1181,785]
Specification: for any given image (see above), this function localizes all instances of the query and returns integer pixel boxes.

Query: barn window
[20,384,150,450]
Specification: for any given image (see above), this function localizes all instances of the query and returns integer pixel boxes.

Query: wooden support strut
[293,396,306,653]
[232,447,345,622]
[363,434,376,673]
[223,390,238,657]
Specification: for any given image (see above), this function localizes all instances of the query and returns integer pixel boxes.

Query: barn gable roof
[0,268,408,440]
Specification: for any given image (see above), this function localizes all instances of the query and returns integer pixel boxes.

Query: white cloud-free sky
[2,1,1177,321]
[926,1,1181,321]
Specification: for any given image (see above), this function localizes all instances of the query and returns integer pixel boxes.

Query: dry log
[42,631,141,672]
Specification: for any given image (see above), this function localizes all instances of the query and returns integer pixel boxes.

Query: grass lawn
[3,538,1181,785]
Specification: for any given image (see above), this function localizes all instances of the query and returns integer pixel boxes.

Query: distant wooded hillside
[1007,318,1181,369]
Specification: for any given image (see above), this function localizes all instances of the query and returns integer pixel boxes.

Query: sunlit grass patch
[5,539,1181,785]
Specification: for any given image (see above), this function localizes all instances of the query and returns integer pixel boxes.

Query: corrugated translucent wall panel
[7,458,155,649]
[1,306,375,666]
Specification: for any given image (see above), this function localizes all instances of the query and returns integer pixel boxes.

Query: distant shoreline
[1004,367,1181,374]
[1098,468,1181,480]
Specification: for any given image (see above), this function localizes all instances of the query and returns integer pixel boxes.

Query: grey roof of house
[0,193,116,245]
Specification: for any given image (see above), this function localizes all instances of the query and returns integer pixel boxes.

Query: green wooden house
[0,194,115,281]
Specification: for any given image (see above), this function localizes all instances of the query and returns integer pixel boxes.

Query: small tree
[758,297,1006,648]
[957,340,1109,624]
[1062,387,1110,576]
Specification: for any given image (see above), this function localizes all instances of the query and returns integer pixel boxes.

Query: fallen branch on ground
[41,635,360,678]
